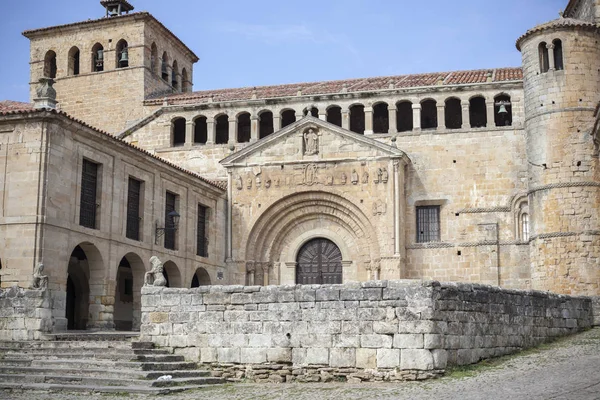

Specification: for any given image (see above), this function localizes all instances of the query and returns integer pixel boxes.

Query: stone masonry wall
[141,281,592,383]
[0,287,53,341]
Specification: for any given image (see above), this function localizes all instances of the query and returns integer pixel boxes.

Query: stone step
[0,382,209,395]
[0,366,212,380]
[0,373,224,388]
[43,332,139,342]
[25,358,197,371]
[1,350,178,361]
[0,340,135,350]
[0,346,170,356]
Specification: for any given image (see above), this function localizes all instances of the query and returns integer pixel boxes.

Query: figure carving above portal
[303,128,319,155]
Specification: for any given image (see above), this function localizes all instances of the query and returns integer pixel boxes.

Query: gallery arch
[66,243,104,330]
[113,252,145,331]
[191,267,211,287]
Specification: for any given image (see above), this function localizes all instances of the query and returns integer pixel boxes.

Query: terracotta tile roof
[516,17,597,50]
[0,104,225,190]
[22,12,198,62]
[0,100,34,114]
[148,68,523,106]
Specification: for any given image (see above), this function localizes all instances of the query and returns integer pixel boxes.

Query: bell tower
[23,1,198,134]
[517,14,600,295]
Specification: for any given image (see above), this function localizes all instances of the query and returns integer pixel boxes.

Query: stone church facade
[0,0,598,331]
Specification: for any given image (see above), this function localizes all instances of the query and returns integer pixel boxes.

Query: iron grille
[416,206,440,243]
[164,191,176,250]
[79,159,98,229]
[197,204,208,257]
[126,177,141,240]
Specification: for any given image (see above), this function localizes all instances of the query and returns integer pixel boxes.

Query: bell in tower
[100,0,134,17]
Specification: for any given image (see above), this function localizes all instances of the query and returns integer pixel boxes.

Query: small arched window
[171,60,179,89]
[116,39,128,68]
[68,47,80,76]
[237,112,251,143]
[553,39,564,71]
[421,99,438,129]
[44,50,57,78]
[150,43,158,75]
[161,52,169,81]
[92,43,104,72]
[539,42,549,73]
[259,111,274,138]
[181,68,190,92]
[516,200,530,241]
[326,106,342,127]
[172,118,186,146]
[469,96,487,128]
[194,116,207,144]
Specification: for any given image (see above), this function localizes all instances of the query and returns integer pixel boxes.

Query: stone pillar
[263,263,270,286]
[461,100,470,129]
[246,262,255,286]
[273,114,281,131]
[436,104,445,129]
[388,107,398,134]
[318,112,327,121]
[547,43,556,71]
[250,116,259,143]
[296,112,304,121]
[342,108,350,130]
[412,104,421,131]
[486,101,495,128]
[393,160,401,256]
[185,121,194,147]
[207,119,215,144]
[229,117,237,144]
[226,171,233,262]
[364,106,374,135]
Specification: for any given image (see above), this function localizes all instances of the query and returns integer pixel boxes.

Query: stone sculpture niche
[144,256,167,287]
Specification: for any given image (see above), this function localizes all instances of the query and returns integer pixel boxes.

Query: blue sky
[1,0,565,102]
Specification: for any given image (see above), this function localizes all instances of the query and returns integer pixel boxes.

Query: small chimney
[34,77,58,110]
[101,0,134,17]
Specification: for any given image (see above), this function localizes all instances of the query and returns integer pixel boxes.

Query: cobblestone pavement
[3,328,600,400]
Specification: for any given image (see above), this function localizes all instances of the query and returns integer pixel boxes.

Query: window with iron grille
[126,177,142,240]
[79,159,99,229]
[416,206,440,243]
[197,204,208,257]
[164,191,177,250]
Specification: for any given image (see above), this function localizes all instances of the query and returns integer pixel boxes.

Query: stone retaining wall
[140,281,593,382]
[0,287,53,340]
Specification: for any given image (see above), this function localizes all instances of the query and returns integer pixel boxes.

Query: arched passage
[215,115,229,144]
[66,243,104,330]
[191,267,211,287]
[172,117,186,146]
[373,103,389,134]
[326,106,342,127]
[259,111,274,139]
[349,104,365,134]
[194,116,207,144]
[281,109,296,128]
[237,112,251,143]
[245,191,380,285]
[163,261,181,288]
[114,253,145,331]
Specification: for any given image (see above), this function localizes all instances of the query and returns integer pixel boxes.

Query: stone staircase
[0,332,224,395]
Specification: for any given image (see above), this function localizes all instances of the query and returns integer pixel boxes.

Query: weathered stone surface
[401,349,434,370]
[377,348,400,368]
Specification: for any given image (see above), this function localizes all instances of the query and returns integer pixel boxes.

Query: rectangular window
[197,204,208,257]
[79,159,99,229]
[126,177,142,240]
[164,191,177,250]
[416,206,440,243]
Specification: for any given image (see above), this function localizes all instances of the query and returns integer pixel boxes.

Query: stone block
[231,293,252,304]
[200,347,217,363]
[332,334,360,348]
[356,348,377,369]
[393,334,424,349]
[306,348,329,365]
[330,348,356,368]
[267,348,292,363]
[217,347,241,363]
[373,321,398,334]
[432,349,448,369]
[316,288,340,301]
[248,334,272,348]
[169,335,188,348]
[424,334,444,349]
[241,348,267,364]
[174,347,200,362]
[361,334,393,348]
[377,348,400,368]
[401,349,434,370]
[292,348,307,365]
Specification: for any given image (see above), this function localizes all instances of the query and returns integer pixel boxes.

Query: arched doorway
[296,238,342,284]
[191,267,211,287]
[66,245,91,330]
[113,253,145,331]
[163,261,181,288]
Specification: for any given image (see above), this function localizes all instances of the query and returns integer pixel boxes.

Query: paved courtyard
[2,328,600,400]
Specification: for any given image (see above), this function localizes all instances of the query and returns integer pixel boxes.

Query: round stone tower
[517,17,600,295]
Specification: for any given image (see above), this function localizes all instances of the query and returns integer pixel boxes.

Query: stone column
[393,160,401,256]
[388,107,398,134]
[461,100,470,129]
[246,262,255,286]
[273,114,281,131]
[547,43,556,71]
[342,108,350,130]
[185,120,194,147]
[226,170,233,262]
[228,117,237,144]
[296,111,304,121]
[412,104,421,131]
[206,119,215,144]
[486,101,495,128]
[251,116,259,142]
[437,104,445,130]
[318,111,327,121]
[263,263,270,286]
[364,106,374,135]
